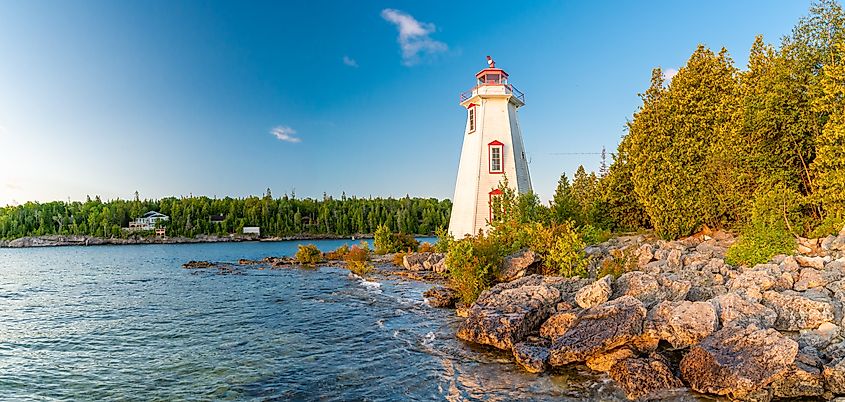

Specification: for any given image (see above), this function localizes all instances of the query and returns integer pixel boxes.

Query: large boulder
[709,293,776,329]
[770,359,825,398]
[585,347,635,372]
[574,275,612,309]
[457,275,571,350]
[680,325,798,401]
[761,290,835,331]
[644,300,718,348]
[548,296,647,366]
[823,356,845,394]
[611,271,690,308]
[609,354,685,400]
[497,248,540,282]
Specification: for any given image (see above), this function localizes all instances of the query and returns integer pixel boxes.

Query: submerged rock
[182,260,214,269]
[608,354,684,400]
[457,275,568,350]
[548,296,646,366]
[680,325,798,401]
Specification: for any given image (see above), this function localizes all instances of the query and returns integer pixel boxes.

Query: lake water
[0,239,642,401]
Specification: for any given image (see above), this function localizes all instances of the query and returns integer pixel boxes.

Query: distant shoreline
[0,233,394,248]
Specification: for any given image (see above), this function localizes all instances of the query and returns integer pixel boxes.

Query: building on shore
[209,215,225,224]
[127,211,170,231]
[243,226,260,236]
[448,56,533,238]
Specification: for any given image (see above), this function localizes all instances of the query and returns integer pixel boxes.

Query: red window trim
[468,107,476,133]
[488,140,504,174]
[489,188,503,222]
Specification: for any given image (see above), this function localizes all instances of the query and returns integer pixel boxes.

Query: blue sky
[0,0,814,206]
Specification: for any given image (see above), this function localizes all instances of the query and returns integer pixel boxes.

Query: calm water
[0,239,637,401]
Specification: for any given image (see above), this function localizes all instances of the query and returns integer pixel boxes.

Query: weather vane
[486,55,495,68]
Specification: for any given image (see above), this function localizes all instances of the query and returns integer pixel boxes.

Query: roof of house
[141,211,168,218]
[210,214,225,221]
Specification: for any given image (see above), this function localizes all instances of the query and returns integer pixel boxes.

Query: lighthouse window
[489,143,503,174]
[468,108,476,132]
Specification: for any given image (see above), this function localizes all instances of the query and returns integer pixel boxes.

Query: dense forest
[552,0,845,241]
[0,190,452,240]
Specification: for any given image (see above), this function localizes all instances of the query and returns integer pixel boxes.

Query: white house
[128,211,169,231]
[243,226,260,236]
[448,56,533,238]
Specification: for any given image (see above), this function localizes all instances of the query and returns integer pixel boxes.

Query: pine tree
[812,41,845,217]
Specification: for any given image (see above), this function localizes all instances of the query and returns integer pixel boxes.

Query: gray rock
[548,296,646,366]
[797,256,827,270]
[611,271,690,308]
[574,275,612,309]
[512,340,551,373]
[762,290,835,331]
[710,293,777,329]
[457,275,572,350]
[497,248,540,282]
[403,252,447,272]
[609,354,685,401]
[680,325,798,401]
[644,300,718,348]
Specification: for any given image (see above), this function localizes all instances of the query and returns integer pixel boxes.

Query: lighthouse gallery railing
[460,84,525,103]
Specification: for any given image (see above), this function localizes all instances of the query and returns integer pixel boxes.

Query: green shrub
[344,241,373,276]
[434,227,455,253]
[418,242,436,253]
[325,244,349,260]
[597,248,638,279]
[520,222,587,277]
[295,244,323,265]
[373,224,419,254]
[810,214,845,238]
[580,224,612,245]
[446,234,501,304]
[725,222,795,267]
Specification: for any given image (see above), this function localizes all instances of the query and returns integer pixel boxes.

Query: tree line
[551,0,845,242]
[0,190,452,240]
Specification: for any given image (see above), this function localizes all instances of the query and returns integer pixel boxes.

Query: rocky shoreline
[0,233,379,248]
[450,227,845,401]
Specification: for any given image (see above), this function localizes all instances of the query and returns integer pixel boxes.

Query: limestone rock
[795,267,827,291]
[636,244,654,267]
[403,252,447,272]
[796,255,826,270]
[512,340,550,373]
[824,357,845,394]
[729,269,777,296]
[574,275,612,309]
[539,311,578,340]
[644,300,718,348]
[548,296,646,366]
[762,290,834,331]
[609,354,685,401]
[423,286,459,308]
[710,293,776,329]
[497,248,540,282]
[770,361,825,399]
[611,271,690,308]
[585,347,635,372]
[679,325,798,400]
[457,275,566,350]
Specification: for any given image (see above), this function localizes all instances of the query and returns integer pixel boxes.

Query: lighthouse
[448,56,533,238]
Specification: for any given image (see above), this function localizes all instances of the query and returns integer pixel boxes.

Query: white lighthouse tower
[448,56,533,238]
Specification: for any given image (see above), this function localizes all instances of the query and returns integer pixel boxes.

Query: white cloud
[662,68,679,82]
[270,126,301,143]
[342,55,359,67]
[380,9,447,66]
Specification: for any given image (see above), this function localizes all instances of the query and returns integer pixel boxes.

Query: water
[0,239,634,401]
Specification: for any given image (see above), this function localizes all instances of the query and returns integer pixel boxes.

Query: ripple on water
[0,240,639,401]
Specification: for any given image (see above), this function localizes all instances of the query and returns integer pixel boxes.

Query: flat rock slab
[548,296,646,366]
[680,325,798,401]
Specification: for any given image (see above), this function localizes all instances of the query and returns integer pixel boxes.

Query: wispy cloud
[662,68,679,82]
[342,55,359,68]
[380,9,447,66]
[270,126,301,143]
